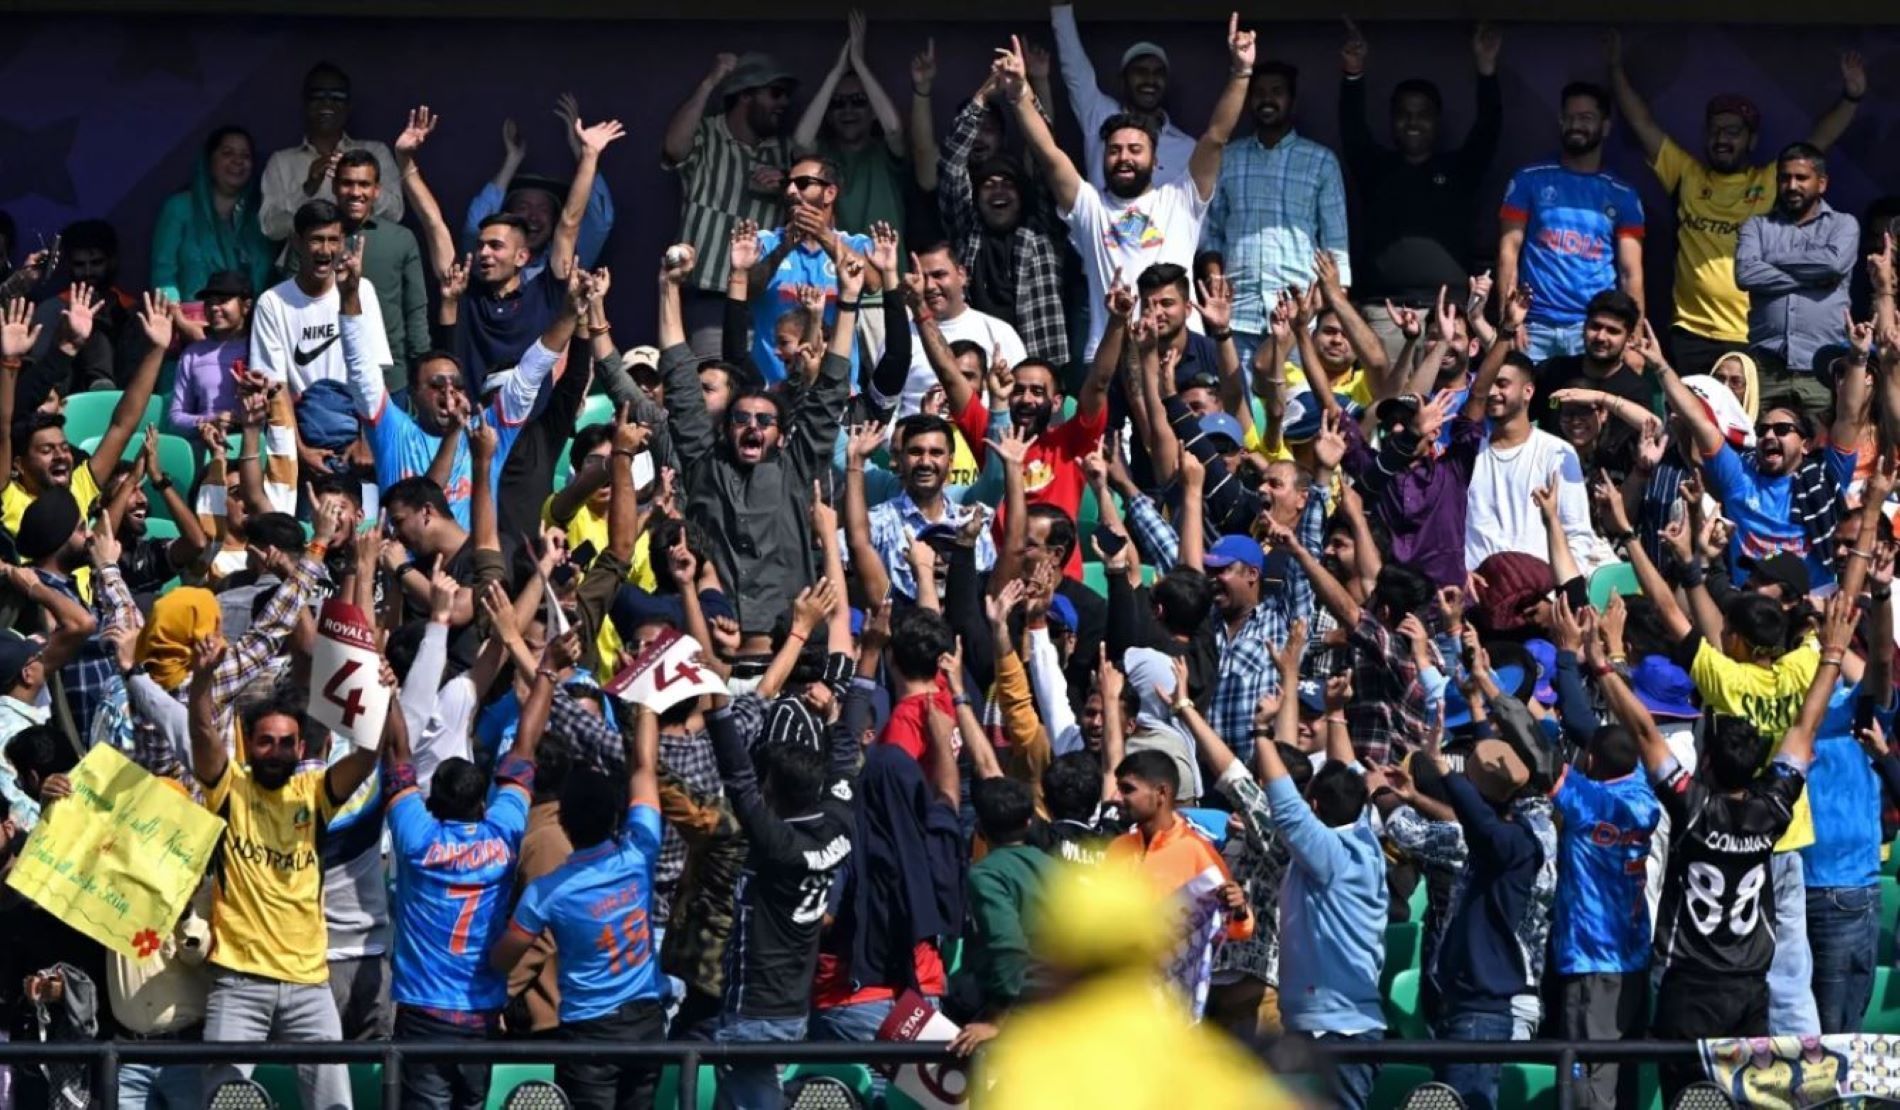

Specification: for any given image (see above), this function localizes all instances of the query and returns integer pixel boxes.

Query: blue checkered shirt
[1202,131,1352,334]
[1125,488,1325,761]
[847,493,996,604]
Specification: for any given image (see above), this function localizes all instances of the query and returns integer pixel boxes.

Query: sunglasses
[423,375,462,391]
[731,411,779,429]
[1756,421,1802,438]
[789,175,832,191]
[830,94,870,110]
[306,89,350,103]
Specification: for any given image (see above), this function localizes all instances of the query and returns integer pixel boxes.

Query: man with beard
[1531,289,1660,456]
[337,237,580,528]
[999,18,1253,361]
[1049,2,1196,190]
[1204,56,1351,367]
[1497,82,1646,360]
[193,651,384,1110]
[877,241,1026,418]
[26,220,148,393]
[326,150,429,383]
[397,105,617,392]
[1735,144,1859,421]
[1655,326,1856,588]
[1339,19,1503,362]
[258,62,402,242]
[939,68,1068,368]
[249,200,391,402]
[664,53,796,346]
[1608,33,1864,375]
[98,430,212,609]
[660,241,856,649]
[746,154,882,385]
[845,413,995,604]
[1463,294,1600,575]
[465,93,616,282]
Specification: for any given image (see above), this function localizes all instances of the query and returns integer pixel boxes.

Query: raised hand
[1313,410,1347,470]
[1498,284,1533,335]
[986,355,1014,404]
[394,106,439,159]
[62,283,104,348]
[1602,28,1623,68]
[1590,468,1633,534]
[1466,269,1495,320]
[468,416,499,467]
[1869,233,1897,298]
[1197,274,1235,333]
[575,117,626,156]
[1227,12,1257,72]
[441,254,472,301]
[1340,15,1368,76]
[846,420,888,465]
[1024,41,1052,81]
[836,254,866,301]
[727,218,761,275]
[984,422,1034,469]
[661,243,698,286]
[1104,267,1134,320]
[552,92,583,158]
[985,576,1027,628]
[334,235,365,299]
[0,298,41,361]
[1384,298,1422,340]
[868,221,900,276]
[910,37,937,95]
[1274,617,1308,675]
[808,480,838,539]
[612,403,650,457]
[1842,50,1868,101]
[991,35,1029,101]
[1471,21,1501,75]
[1847,307,1875,358]
[1432,285,1458,340]
[136,289,174,350]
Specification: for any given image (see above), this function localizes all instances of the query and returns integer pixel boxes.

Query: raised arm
[1188,16,1256,202]
[1315,251,1386,380]
[1460,289,1528,423]
[550,119,624,282]
[187,638,229,787]
[87,291,171,488]
[1806,52,1866,152]
[393,107,455,280]
[1603,31,1668,163]
[0,301,41,493]
[1593,469,1692,642]
[664,55,738,166]
[995,38,1081,214]
[1646,323,1726,458]
[909,41,941,191]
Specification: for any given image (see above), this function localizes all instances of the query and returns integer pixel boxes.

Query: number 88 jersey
[1652,759,1806,976]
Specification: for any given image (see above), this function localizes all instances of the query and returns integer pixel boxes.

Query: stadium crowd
[0,6,1893,1110]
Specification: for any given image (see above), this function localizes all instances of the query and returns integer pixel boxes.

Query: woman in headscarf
[149,126,274,305]
[1710,351,1760,423]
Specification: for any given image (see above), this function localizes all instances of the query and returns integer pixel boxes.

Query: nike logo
[294,335,339,366]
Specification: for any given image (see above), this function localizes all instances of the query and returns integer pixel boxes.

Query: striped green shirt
[667,116,789,292]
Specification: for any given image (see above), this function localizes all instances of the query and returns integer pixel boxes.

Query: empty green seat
[1407,881,1429,923]
[252,1064,302,1108]
[1867,966,1900,1034]
[577,393,616,430]
[1382,921,1422,994]
[1880,876,1900,964]
[1383,967,1428,1041]
[1501,1062,1558,1109]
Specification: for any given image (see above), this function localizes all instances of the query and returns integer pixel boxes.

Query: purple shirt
[1344,413,1481,588]
[166,335,245,436]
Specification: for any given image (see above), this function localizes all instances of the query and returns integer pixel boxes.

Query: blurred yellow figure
[972,860,1296,1109]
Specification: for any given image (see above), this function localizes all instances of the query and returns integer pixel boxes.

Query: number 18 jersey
[1652,757,1805,976]
[388,759,533,1013]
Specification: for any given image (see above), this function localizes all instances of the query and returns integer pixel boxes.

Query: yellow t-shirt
[1247,363,1374,462]
[202,763,339,984]
[1688,636,1819,852]
[540,494,656,591]
[3,465,99,600]
[1651,137,1777,344]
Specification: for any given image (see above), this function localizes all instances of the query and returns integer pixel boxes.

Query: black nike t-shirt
[1652,757,1804,976]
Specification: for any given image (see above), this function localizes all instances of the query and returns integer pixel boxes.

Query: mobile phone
[1857,695,1876,736]
[1092,524,1127,559]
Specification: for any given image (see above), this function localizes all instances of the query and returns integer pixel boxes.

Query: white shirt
[1050,4,1197,192]
[1464,427,1595,571]
[883,304,1027,418]
[1063,178,1210,360]
[250,276,391,395]
[258,135,404,241]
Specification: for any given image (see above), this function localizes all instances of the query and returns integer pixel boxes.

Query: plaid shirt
[1203,131,1352,334]
[194,555,321,737]
[1128,489,1325,762]
[940,101,1071,367]
[1212,766,1290,986]
[1345,610,1429,766]
[38,564,140,744]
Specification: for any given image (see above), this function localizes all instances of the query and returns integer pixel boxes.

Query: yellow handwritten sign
[6,746,225,958]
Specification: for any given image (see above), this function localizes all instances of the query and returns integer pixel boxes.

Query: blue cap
[1631,654,1699,720]
[1198,411,1245,449]
[1048,593,1080,632]
[1202,534,1265,572]
[1523,638,1558,706]
[1281,389,1323,443]
[1296,678,1326,716]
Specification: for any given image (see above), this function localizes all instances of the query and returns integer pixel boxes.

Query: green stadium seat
[1501,1062,1558,1109]
[143,517,181,541]
[1407,881,1428,924]
[149,434,199,518]
[1382,921,1422,994]
[655,1063,718,1110]
[350,1063,381,1108]
[1367,1064,1435,1110]
[577,393,616,430]
[486,1063,557,1109]
[253,1064,302,1108]
[64,392,166,456]
[1080,560,1155,599]
[1885,844,1900,877]
[1867,966,1900,1034]
[1382,967,1428,1041]
[1880,876,1900,964]
[1587,561,1641,610]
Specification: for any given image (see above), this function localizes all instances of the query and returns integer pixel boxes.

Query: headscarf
[136,587,222,690]
[1712,351,1760,422]
[179,131,274,301]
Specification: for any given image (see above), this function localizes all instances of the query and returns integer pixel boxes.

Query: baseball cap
[1121,42,1170,70]
[1296,678,1327,716]
[1373,393,1423,429]
[1705,93,1762,133]
[0,632,43,692]
[1202,534,1265,572]
[1523,638,1558,707]
[195,270,254,301]
[1630,654,1700,720]
[1198,412,1245,450]
[624,346,661,375]
[1048,593,1080,633]
[1281,389,1323,443]
[1467,739,1530,804]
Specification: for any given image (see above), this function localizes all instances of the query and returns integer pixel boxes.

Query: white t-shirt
[883,305,1028,418]
[249,276,391,396]
[1063,178,1210,361]
[1464,427,1595,571]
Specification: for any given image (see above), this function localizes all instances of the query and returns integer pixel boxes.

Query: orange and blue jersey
[1500,162,1645,326]
[1548,765,1660,975]
[387,756,533,1014]
[507,801,666,1023]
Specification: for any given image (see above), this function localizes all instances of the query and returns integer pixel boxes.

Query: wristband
[305,541,327,560]
[0,357,19,372]
[1609,654,1628,666]
[149,475,173,491]
[1875,589,1893,602]
[952,693,973,709]
[1821,655,1846,667]
[1207,328,1234,342]
[837,299,862,314]
[1845,90,1866,104]
[1590,662,1614,678]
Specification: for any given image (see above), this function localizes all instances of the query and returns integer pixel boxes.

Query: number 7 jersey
[1652,756,1805,977]
[387,759,534,1014]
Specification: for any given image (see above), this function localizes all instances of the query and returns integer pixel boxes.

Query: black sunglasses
[789,175,832,190]
[1757,421,1802,438]
[731,411,779,429]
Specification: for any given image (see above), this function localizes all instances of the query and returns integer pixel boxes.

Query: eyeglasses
[423,375,462,391]
[1757,421,1802,438]
[789,175,832,191]
[306,89,350,103]
[731,411,779,429]
[830,94,869,110]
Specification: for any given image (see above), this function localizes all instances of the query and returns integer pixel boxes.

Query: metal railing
[0,1036,1712,1108]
